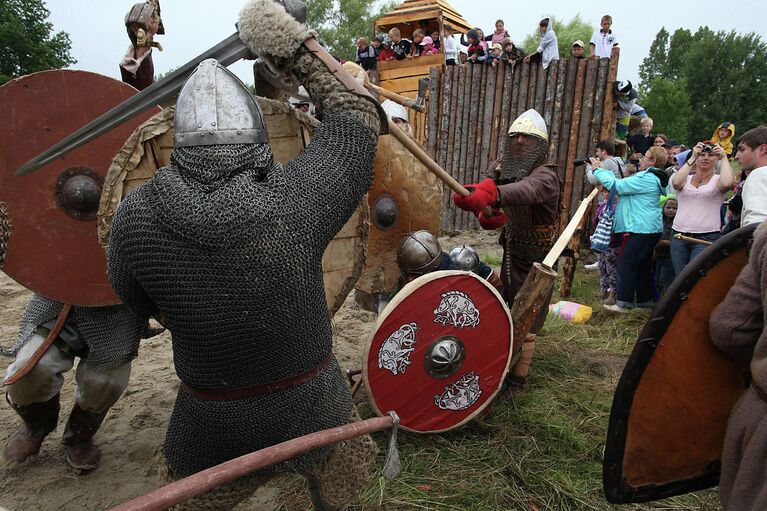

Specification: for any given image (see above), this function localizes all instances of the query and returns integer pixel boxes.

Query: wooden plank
[379,64,439,82]
[556,58,578,184]
[427,66,441,159]
[534,60,548,114]
[542,59,560,138]
[516,61,530,117]
[547,60,566,164]
[526,62,538,111]
[560,58,587,231]
[378,53,443,73]
[599,47,621,143]
[489,63,505,162]
[497,63,514,158]
[571,57,599,210]
[382,76,426,95]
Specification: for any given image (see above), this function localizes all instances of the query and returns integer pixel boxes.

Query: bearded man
[106,0,385,508]
[453,109,561,392]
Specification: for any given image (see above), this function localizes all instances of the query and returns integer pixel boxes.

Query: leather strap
[182,351,334,401]
[4,303,73,386]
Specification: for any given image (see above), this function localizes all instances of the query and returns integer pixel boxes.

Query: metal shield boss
[364,270,514,433]
[603,223,757,503]
[0,70,161,305]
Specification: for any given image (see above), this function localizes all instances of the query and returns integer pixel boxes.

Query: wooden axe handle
[365,82,425,112]
[542,187,599,268]
[673,233,712,246]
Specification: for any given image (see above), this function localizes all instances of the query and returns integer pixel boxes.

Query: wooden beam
[560,58,587,232]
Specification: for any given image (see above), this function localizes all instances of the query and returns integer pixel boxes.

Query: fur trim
[238,0,313,60]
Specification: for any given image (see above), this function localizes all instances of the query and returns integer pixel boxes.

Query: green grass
[275,260,721,510]
[482,254,503,267]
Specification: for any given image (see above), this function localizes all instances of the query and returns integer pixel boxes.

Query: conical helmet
[174,59,269,147]
[396,230,442,277]
[508,108,548,142]
[448,245,480,273]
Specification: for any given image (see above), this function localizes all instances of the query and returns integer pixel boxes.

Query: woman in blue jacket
[590,146,669,312]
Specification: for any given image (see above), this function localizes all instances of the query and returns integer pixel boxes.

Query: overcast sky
[46,0,764,92]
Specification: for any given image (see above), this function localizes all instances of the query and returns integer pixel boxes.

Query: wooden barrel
[97,98,368,317]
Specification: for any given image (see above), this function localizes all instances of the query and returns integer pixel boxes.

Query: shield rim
[603,222,758,503]
[362,269,514,434]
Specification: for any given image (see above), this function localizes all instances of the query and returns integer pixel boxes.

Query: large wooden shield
[354,133,443,295]
[364,270,513,433]
[97,99,368,316]
[0,70,160,306]
[603,223,757,503]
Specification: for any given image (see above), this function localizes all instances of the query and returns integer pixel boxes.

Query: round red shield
[363,270,514,433]
[0,70,161,305]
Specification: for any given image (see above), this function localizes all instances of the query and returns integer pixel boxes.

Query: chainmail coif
[107,109,377,477]
[498,136,549,184]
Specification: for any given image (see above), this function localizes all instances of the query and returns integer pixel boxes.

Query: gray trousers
[4,333,131,413]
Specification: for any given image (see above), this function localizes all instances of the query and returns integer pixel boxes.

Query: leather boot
[3,393,60,462]
[61,402,108,471]
[603,291,617,306]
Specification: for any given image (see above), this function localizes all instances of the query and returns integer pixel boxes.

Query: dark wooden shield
[363,270,513,433]
[0,70,160,306]
[603,223,758,503]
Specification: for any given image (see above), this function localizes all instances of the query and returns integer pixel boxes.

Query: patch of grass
[348,257,720,510]
[482,254,503,266]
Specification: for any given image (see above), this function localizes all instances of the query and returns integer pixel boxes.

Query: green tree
[520,15,593,60]
[641,77,692,141]
[638,26,767,143]
[0,0,76,85]
[305,0,395,62]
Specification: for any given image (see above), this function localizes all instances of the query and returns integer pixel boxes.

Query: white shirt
[742,165,767,226]
[443,35,458,62]
[590,30,618,58]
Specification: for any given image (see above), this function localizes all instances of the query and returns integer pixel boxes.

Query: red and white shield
[363,270,514,433]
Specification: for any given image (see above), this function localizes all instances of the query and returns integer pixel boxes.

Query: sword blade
[15,32,251,176]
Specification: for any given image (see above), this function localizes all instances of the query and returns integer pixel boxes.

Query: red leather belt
[181,351,334,401]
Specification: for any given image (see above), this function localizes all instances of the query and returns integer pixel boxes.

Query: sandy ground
[0,232,502,511]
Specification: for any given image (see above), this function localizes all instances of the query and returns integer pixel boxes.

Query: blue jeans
[670,231,721,276]
[616,233,662,309]
[655,256,674,298]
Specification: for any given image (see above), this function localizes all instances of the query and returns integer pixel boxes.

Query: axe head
[413,77,430,110]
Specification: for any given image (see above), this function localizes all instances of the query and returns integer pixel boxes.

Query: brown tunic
[497,165,561,333]
[710,222,767,511]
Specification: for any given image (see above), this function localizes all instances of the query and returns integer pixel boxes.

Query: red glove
[477,208,508,230]
[453,179,499,212]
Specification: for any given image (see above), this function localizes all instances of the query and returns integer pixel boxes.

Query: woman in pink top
[669,141,734,275]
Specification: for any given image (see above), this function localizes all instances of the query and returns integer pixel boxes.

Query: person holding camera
[669,141,735,275]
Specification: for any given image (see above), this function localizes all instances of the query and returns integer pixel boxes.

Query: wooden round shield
[98,99,368,316]
[354,133,443,296]
[0,70,160,306]
[363,270,513,433]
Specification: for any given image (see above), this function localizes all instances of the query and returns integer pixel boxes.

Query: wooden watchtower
[374,0,473,142]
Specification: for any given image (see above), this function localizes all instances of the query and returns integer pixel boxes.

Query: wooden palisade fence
[425,47,620,234]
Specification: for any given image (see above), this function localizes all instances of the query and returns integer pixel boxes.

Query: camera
[702,144,714,152]
[573,158,589,166]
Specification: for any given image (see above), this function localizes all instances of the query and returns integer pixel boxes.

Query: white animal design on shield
[434,371,482,411]
[378,322,419,376]
[433,290,480,328]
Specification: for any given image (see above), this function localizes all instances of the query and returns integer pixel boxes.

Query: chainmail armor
[0,294,143,371]
[108,106,377,476]
[498,137,549,185]
[0,201,10,269]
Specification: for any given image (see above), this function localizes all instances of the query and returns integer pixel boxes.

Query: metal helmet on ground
[508,108,548,142]
[174,59,269,147]
[396,231,441,277]
[448,245,480,273]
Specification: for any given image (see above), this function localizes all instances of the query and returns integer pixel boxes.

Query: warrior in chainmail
[106,1,384,509]
[0,204,149,471]
[453,109,561,393]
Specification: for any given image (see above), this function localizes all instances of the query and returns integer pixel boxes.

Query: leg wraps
[511,334,537,378]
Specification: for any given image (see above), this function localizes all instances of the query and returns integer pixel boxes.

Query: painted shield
[354,133,443,296]
[97,98,368,317]
[603,223,757,503]
[364,270,513,433]
[0,70,160,306]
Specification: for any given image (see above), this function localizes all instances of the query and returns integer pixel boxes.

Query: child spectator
[591,184,621,305]
[388,28,412,60]
[523,17,559,69]
[614,80,636,141]
[379,37,395,61]
[355,36,377,73]
[465,29,487,64]
[420,36,438,56]
[711,122,736,159]
[655,195,677,297]
[488,43,503,66]
[501,37,525,65]
[628,117,655,165]
[489,19,511,45]
[430,30,441,50]
[571,40,586,59]
[590,15,619,58]
[411,28,425,56]
[443,24,458,66]
[459,50,468,65]
[371,34,384,58]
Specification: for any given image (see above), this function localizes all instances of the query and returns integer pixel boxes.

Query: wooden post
[571,58,599,210]
[438,65,453,233]
[497,63,514,158]
[458,63,474,230]
[526,62,538,111]
[426,67,440,159]
[464,64,483,230]
[558,211,589,298]
[560,59,587,231]
[445,64,461,233]
[534,61,547,112]
[547,59,567,164]
[516,61,531,116]
[599,47,621,143]
[479,64,497,191]
[489,63,505,162]
[542,60,559,133]
[510,262,557,346]
[556,58,578,185]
